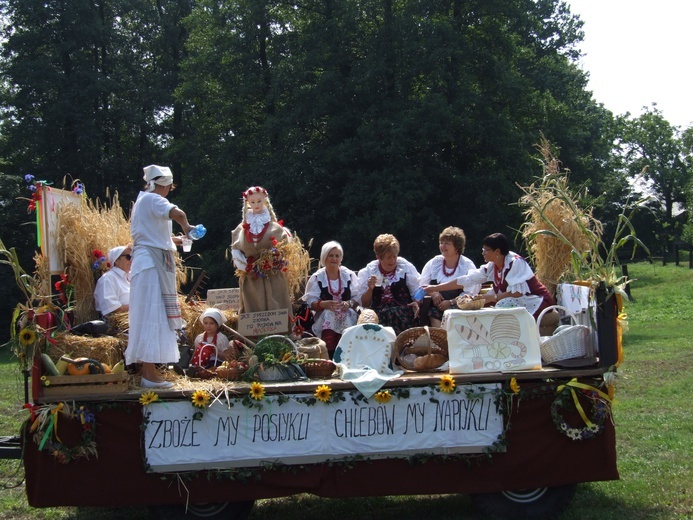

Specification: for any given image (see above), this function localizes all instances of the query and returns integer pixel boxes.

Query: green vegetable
[41,353,60,376]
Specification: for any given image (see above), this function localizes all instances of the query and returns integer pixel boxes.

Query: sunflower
[439,374,456,394]
[374,390,392,404]
[249,382,266,401]
[139,391,159,406]
[314,385,332,403]
[510,377,521,394]
[191,390,211,408]
[19,328,37,347]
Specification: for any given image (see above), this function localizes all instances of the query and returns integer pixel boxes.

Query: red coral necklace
[327,273,343,297]
[442,255,460,277]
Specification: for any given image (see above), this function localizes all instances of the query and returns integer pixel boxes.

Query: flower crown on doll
[242,186,268,199]
[241,186,278,223]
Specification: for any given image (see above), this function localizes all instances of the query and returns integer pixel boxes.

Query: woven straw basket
[454,294,485,310]
[215,366,244,381]
[394,326,448,372]
[538,305,591,364]
[302,359,336,379]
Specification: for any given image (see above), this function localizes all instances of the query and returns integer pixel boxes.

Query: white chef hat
[199,308,225,328]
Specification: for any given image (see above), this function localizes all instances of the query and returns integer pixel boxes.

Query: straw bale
[283,232,312,301]
[54,192,131,323]
[47,332,126,367]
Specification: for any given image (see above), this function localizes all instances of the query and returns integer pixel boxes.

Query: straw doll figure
[231,187,292,316]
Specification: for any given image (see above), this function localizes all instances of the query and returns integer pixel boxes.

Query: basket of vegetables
[245,335,306,382]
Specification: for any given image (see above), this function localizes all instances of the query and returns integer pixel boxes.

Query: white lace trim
[246,209,271,234]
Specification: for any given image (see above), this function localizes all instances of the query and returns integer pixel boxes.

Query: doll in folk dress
[230,187,292,316]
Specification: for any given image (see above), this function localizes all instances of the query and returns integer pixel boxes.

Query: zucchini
[41,353,60,376]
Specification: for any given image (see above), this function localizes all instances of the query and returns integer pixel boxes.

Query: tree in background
[617,105,692,255]
[176,0,616,271]
[0,0,192,202]
[0,0,648,339]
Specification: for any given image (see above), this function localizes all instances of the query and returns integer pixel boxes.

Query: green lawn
[1,261,691,519]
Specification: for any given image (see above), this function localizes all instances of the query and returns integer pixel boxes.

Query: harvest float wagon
[13,291,622,520]
[4,176,627,520]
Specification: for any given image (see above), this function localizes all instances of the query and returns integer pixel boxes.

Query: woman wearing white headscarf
[302,241,359,356]
[125,165,195,388]
[94,245,132,317]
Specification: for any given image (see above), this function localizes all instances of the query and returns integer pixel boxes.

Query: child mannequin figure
[192,308,231,368]
[231,187,292,316]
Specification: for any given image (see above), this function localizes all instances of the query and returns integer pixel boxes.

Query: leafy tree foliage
[618,105,692,253]
[0,0,628,320]
[176,0,615,271]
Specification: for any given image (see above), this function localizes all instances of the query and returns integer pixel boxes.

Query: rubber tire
[149,500,254,520]
[470,485,577,520]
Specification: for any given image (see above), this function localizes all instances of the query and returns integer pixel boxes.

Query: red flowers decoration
[54,274,73,307]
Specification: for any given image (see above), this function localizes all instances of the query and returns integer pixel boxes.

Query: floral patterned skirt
[374,302,417,336]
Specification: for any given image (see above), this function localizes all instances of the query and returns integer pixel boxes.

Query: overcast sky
[567,0,692,130]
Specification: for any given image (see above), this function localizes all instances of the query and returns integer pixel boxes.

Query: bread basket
[454,294,485,310]
[393,326,448,372]
[302,359,336,379]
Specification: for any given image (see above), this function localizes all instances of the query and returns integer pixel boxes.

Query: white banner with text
[143,385,504,472]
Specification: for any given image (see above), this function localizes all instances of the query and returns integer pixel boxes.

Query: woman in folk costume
[302,241,359,357]
[231,186,292,316]
[357,234,421,335]
[425,232,554,319]
[126,165,195,388]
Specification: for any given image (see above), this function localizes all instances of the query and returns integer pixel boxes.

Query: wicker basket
[394,326,448,372]
[302,359,336,379]
[215,366,244,381]
[538,305,591,364]
[454,294,485,310]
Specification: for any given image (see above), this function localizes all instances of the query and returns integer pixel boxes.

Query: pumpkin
[67,357,92,376]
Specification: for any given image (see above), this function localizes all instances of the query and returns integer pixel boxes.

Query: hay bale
[47,332,126,367]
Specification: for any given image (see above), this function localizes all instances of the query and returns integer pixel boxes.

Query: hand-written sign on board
[143,385,504,472]
[206,288,240,311]
[238,309,289,336]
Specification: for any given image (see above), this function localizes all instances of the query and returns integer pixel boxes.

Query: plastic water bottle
[188,224,206,240]
[413,287,426,301]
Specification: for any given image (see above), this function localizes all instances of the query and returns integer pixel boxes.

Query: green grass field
[1,261,691,519]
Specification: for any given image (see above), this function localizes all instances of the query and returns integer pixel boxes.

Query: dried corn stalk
[518,136,600,294]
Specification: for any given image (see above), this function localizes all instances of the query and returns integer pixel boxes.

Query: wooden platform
[36,364,606,403]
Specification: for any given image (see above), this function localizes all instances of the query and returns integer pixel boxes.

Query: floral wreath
[550,379,611,441]
[242,186,268,199]
[29,402,97,463]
